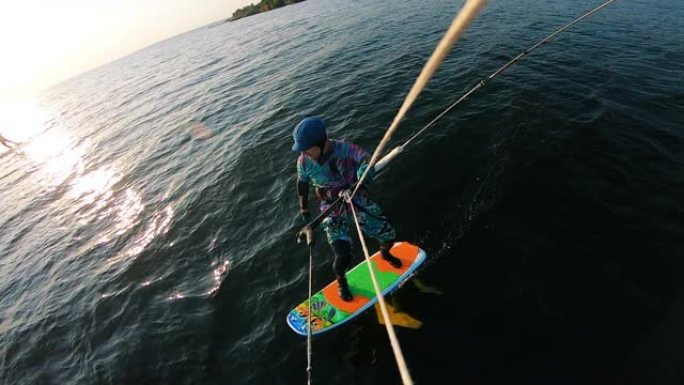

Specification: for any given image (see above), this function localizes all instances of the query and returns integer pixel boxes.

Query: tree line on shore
[231,0,306,20]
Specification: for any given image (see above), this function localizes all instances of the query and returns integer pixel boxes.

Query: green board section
[347,259,401,298]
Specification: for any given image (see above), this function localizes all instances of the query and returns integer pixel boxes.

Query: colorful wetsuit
[296,139,396,244]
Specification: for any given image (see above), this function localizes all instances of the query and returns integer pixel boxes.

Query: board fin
[412,278,443,295]
[374,302,422,329]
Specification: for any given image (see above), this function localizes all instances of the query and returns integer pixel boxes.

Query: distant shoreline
[230,0,306,21]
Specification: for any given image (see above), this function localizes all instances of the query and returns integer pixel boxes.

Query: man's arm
[296,180,315,245]
[296,155,312,223]
[350,143,376,184]
[297,180,312,223]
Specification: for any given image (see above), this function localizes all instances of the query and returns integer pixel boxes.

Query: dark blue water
[1,0,683,384]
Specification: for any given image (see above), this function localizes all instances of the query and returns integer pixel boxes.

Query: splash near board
[287,242,426,336]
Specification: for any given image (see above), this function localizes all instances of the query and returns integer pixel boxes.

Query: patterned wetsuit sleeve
[349,143,375,182]
[345,143,367,167]
[296,155,309,183]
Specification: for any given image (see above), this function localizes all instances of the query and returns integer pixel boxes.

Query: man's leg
[331,239,353,301]
[322,216,354,301]
[379,241,402,268]
[357,199,402,268]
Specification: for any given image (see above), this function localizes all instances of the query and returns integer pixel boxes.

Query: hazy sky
[0,0,254,101]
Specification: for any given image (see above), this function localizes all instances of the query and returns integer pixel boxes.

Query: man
[293,117,402,302]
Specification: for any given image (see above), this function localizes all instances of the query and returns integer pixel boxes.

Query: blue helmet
[292,117,327,152]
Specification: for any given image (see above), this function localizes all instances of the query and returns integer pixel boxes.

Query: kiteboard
[286,241,427,336]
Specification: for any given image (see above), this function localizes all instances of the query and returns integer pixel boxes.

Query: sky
[0,0,254,101]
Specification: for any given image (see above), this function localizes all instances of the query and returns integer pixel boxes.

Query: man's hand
[297,226,315,246]
[340,189,353,203]
[356,163,375,185]
[300,210,312,225]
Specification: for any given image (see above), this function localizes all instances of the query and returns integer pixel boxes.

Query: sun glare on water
[1,98,173,262]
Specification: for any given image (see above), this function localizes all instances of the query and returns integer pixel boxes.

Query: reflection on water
[23,130,87,187]
[94,188,145,245]
[125,205,174,257]
[1,98,87,187]
[70,168,118,204]
[1,98,174,264]
[206,259,231,296]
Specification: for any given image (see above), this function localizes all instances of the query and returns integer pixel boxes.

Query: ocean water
[1,0,683,384]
